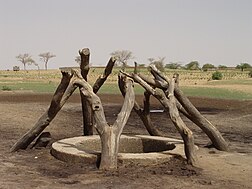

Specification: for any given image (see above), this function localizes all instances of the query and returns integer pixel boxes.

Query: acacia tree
[110,50,134,70]
[185,61,200,70]
[16,54,36,71]
[39,52,56,70]
[236,63,251,72]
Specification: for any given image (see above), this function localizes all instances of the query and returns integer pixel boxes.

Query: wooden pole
[11,71,75,152]
[79,48,93,135]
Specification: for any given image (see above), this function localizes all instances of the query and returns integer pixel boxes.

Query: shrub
[212,71,223,80]
[2,86,12,91]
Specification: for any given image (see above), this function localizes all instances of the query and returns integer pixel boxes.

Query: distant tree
[202,63,215,71]
[148,57,165,72]
[39,52,56,70]
[185,61,200,70]
[110,50,134,70]
[16,53,36,71]
[75,55,81,65]
[165,62,181,69]
[218,65,227,69]
[236,63,251,72]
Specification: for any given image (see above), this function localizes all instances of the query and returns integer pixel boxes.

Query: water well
[51,135,185,166]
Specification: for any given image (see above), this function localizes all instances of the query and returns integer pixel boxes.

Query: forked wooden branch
[74,69,135,169]
[113,78,135,135]
[11,71,77,152]
[93,57,116,93]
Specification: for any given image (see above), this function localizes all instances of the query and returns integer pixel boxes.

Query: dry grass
[0,68,251,99]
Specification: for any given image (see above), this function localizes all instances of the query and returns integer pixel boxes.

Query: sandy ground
[0,92,251,189]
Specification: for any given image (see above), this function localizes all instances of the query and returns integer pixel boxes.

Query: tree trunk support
[74,70,135,169]
[11,71,76,152]
[122,72,197,164]
[119,66,162,136]
[131,65,228,151]
[79,48,93,135]
[148,65,229,151]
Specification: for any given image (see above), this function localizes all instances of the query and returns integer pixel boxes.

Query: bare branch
[113,79,135,135]
[93,57,116,93]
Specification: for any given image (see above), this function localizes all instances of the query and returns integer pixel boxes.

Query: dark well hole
[76,137,176,153]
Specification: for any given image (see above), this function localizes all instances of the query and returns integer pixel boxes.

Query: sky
[0,0,251,70]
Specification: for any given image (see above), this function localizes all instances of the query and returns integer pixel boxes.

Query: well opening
[51,135,184,166]
[76,137,176,153]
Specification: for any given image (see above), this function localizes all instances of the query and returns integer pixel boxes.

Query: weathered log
[11,71,76,152]
[79,48,93,135]
[93,57,116,93]
[141,91,163,136]
[79,48,90,80]
[119,67,162,136]
[166,76,196,165]
[123,72,197,164]
[74,70,135,170]
[148,65,229,151]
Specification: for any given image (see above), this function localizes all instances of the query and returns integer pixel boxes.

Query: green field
[0,69,252,100]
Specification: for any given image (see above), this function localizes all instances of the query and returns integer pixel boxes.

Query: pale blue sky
[0,0,251,70]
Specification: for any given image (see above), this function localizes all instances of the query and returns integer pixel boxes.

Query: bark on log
[93,57,116,93]
[134,67,228,151]
[148,65,229,151]
[79,48,93,135]
[119,70,162,136]
[123,72,196,164]
[141,91,163,136]
[166,77,196,165]
[11,71,76,152]
[79,48,90,80]
[74,70,135,170]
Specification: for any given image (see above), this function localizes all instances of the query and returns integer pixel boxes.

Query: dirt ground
[0,92,251,189]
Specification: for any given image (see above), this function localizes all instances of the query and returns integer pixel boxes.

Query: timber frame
[11,48,228,169]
